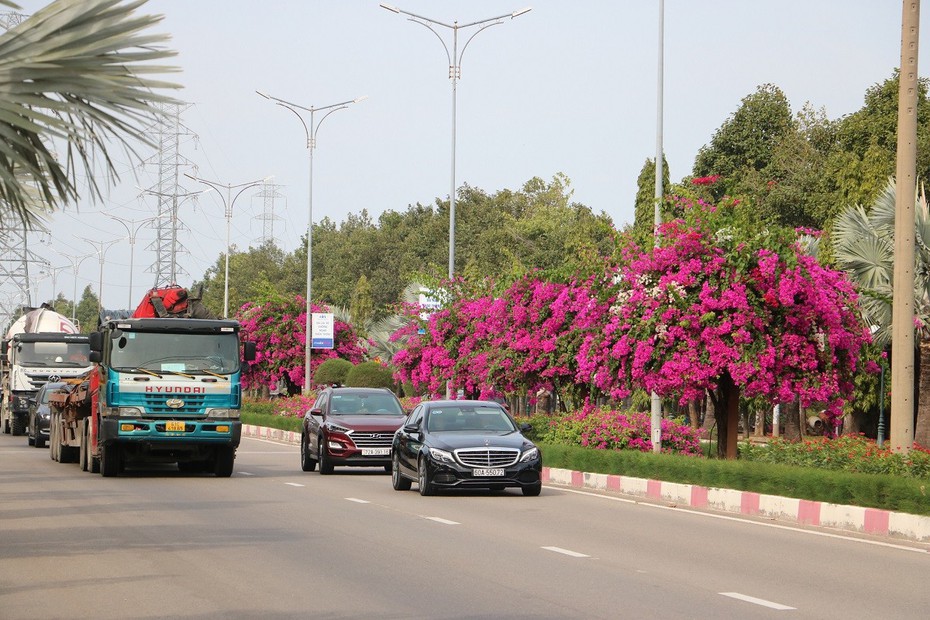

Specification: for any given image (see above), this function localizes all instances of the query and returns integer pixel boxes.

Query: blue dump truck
[49,287,256,477]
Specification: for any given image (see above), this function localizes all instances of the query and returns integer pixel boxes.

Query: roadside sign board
[311,312,334,349]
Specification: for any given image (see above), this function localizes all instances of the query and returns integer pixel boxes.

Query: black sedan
[391,400,542,496]
[27,381,67,449]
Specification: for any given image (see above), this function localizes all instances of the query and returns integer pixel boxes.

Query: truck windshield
[16,341,90,367]
[109,331,240,374]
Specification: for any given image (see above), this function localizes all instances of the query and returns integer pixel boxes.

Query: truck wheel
[79,424,89,471]
[3,418,9,434]
[60,445,79,464]
[50,422,59,462]
[101,443,120,477]
[35,434,45,449]
[11,417,25,436]
[214,447,235,477]
[28,430,35,446]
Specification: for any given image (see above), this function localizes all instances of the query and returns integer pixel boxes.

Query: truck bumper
[100,418,241,456]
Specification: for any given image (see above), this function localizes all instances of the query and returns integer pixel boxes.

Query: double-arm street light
[380,3,531,279]
[185,174,267,318]
[106,214,157,309]
[58,252,93,325]
[79,237,123,318]
[257,90,366,394]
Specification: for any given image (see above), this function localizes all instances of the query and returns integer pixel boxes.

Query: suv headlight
[327,423,353,435]
[519,447,539,463]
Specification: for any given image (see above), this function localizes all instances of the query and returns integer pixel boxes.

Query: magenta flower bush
[534,403,705,456]
[578,197,873,435]
[237,296,366,392]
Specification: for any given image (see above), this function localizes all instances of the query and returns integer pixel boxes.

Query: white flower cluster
[655,323,668,341]
[814,330,826,352]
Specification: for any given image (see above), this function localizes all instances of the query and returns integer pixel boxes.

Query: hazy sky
[10,0,929,314]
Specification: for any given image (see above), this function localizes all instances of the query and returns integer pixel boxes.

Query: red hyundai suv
[300,386,407,474]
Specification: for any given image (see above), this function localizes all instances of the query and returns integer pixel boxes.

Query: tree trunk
[781,399,802,442]
[712,372,739,459]
[916,340,930,448]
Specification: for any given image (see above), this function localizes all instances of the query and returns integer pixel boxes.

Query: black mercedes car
[27,381,67,449]
[391,399,542,496]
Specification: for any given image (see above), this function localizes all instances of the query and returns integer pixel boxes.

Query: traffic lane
[262,440,930,619]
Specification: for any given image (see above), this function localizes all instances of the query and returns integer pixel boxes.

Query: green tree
[632,156,670,247]
[0,0,178,226]
[74,285,99,333]
[833,179,930,448]
[350,274,374,336]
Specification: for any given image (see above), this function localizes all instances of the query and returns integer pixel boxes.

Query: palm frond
[0,0,181,227]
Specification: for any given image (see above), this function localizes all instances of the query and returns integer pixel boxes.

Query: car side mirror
[520,422,532,433]
[309,408,323,418]
[242,341,256,362]
[403,423,420,434]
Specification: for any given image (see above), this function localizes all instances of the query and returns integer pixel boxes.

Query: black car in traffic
[301,386,407,474]
[27,381,67,449]
[391,400,542,496]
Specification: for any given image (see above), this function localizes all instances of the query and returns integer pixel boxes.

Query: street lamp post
[257,90,366,394]
[185,174,266,318]
[58,252,93,324]
[106,214,157,309]
[79,238,122,319]
[380,3,531,279]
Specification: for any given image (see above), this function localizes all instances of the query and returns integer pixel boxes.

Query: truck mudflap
[99,418,241,448]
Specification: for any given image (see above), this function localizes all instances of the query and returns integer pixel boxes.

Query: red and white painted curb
[543,467,930,543]
[242,425,930,544]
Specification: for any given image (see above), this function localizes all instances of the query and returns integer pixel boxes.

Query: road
[1,432,928,620]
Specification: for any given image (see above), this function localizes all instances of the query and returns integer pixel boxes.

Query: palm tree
[833,178,930,448]
[0,0,178,228]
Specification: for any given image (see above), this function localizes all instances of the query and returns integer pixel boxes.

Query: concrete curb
[242,424,930,544]
[543,467,930,544]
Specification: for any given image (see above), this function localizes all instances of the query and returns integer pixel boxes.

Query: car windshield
[329,393,403,415]
[425,406,516,432]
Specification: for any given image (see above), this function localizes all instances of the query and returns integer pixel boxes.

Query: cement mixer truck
[1,305,91,436]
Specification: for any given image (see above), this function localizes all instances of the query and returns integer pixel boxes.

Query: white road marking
[720,592,795,610]
[423,516,460,525]
[236,471,255,476]
[284,482,305,487]
[554,487,930,554]
[542,546,590,558]
[345,498,370,504]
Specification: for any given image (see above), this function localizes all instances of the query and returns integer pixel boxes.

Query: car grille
[351,432,394,449]
[144,394,206,415]
[455,448,519,468]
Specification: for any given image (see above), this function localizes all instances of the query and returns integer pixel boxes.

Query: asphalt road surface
[1,432,928,620]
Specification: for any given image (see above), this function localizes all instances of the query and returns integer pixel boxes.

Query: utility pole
[253,180,285,246]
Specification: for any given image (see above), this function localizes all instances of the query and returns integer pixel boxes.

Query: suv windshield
[329,392,403,415]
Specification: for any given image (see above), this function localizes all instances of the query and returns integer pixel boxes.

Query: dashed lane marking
[423,516,460,525]
[284,482,305,487]
[720,592,795,611]
[345,498,370,504]
[541,546,590,558]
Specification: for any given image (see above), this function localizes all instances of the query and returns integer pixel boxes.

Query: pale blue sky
[14,0,927,311]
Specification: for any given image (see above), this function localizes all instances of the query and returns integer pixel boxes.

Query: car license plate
[473,468,505,477]
[362,448,390,456]
[166,421,185,432]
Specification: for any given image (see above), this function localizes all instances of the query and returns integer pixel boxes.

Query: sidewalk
[242,424,930,545]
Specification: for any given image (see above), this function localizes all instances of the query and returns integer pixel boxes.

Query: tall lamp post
[185,174,266,318]
[80,237,123,318]
[257,90,366,394]
[106,214,157,309]
[380,3,531,279]
[58,252,93,325]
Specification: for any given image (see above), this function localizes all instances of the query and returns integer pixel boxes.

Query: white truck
[1,305,92,436]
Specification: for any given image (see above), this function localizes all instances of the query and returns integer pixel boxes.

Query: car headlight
[428,447,455,465]
[328,423,353,435]
[520,447,539,463]
[40,412,51,420]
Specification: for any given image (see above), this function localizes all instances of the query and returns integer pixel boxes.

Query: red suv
[300,387,407,474]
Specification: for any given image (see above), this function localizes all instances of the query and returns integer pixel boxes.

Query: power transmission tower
[252,180,285,246]
[144,102,197,287]
[0,11,40,331]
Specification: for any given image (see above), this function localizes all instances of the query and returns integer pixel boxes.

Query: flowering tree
[578,197,874,458]
[237,296,366,393]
